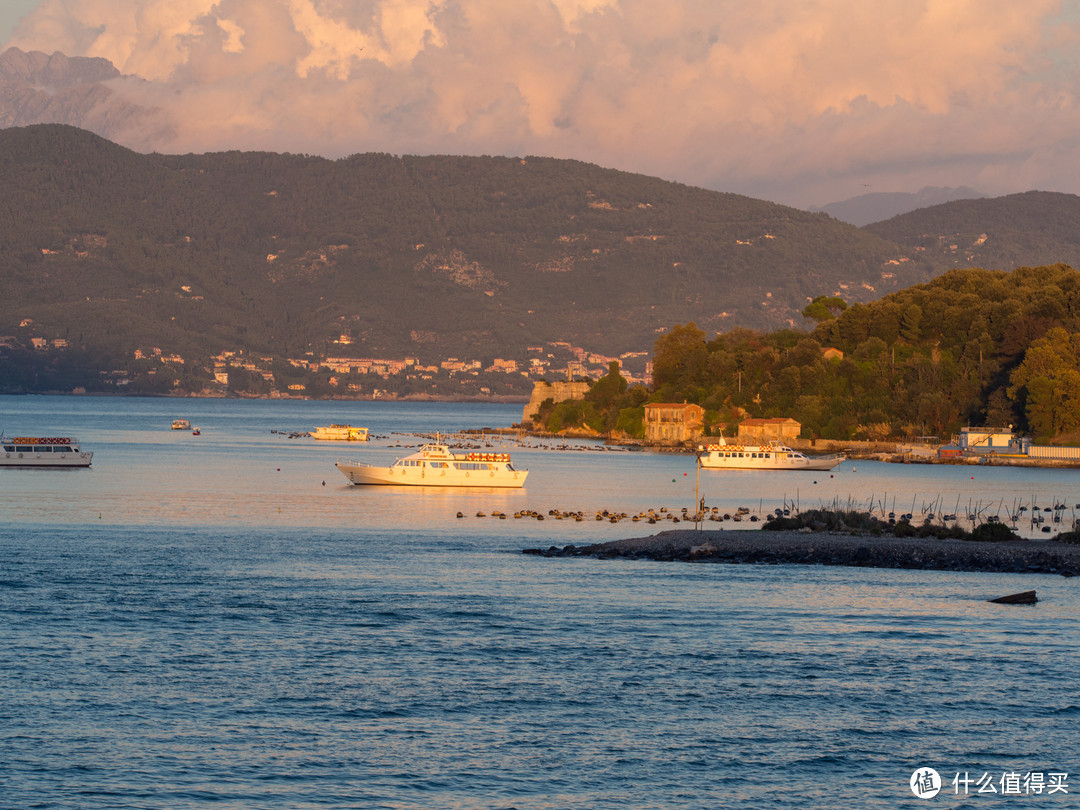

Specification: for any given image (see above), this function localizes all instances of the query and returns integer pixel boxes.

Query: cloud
[5,0,1079,206]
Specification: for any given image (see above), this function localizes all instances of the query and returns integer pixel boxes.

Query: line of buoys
[460,505,756,525]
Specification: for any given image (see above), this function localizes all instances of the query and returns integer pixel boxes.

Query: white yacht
[311,424,369,441]
[336,440,527,488]
[1,435,93,467]
[698,437,843,471]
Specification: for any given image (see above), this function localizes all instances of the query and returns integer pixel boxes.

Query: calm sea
[1,395,1077,808]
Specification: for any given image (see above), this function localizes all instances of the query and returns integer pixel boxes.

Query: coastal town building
[643,402,705,443]
[958,427,1018,453]
[738,417,801,443]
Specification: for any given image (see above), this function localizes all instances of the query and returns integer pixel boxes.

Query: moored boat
[698,438,843,471]
[311,424,369,442]
[336,440,527,487]
[1,435,93,468]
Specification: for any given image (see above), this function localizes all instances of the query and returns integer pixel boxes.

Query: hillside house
[644,402,705,443]
[738,417,801,444]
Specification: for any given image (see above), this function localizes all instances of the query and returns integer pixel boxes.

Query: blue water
[1,396,1078,808]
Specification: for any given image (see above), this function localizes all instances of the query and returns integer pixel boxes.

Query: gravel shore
[524,529,1080,576]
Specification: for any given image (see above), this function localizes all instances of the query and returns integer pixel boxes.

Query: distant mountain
[813,186,987,226]
[865,191,1080,272]
[0,124,929,385]
[0,47,171,150]
[2,124,1077,398]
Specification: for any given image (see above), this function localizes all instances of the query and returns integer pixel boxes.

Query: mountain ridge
[0,124,927,359]
[1,124,1079,396]
[812,186,987,226]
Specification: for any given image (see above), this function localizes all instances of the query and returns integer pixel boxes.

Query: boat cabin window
[55,446,73,452]
[16,445,34,453]
[454,462,488,471]
[2,445,13,452]
[429,461,448,469]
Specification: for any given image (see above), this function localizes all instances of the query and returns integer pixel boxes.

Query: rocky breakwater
[524,529,1080,576]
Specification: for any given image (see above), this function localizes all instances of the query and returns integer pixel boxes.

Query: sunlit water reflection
[1,396,1077,808]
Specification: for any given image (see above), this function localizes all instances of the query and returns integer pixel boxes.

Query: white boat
[698,437,843,471]
[336,440,527,487]
[1,435,93,467]
[171,419,190,430]
[311,424,369,442]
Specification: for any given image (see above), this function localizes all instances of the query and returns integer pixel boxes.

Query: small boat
[336,439,527,488]
[192,427,201,436]
[311,424,369,442]
[1,435,93,467]
[171,419,191,430]
[698,436,844,471]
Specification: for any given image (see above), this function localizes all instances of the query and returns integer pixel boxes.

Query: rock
[988,590,1038,605]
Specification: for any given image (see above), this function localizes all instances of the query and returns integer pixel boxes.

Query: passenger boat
[336,440,527,487]
[171,419,191,430]
[311,424,369,442]
[698,437,844,471]
[0,435,93,467]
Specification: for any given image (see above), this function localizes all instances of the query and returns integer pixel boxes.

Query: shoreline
[524,529,1080,576]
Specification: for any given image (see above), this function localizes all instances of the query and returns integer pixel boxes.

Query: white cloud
[5,0,1079,206]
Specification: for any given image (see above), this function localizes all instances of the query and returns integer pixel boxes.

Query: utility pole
[695,451,702,530]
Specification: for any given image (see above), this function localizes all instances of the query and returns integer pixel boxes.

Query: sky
[2,0,1080,209]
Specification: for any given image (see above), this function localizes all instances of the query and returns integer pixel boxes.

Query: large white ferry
[1,435,93,467]
[311,424,369,442]
[336,440,527,488]
[698,437,843,471]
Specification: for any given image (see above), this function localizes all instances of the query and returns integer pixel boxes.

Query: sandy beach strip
[524,529,1080,576]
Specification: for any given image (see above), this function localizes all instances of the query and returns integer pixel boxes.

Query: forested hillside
[0,125,926,393]
[866,191,1080,272]
[641,264,1080,442]
[4,125,1080,399]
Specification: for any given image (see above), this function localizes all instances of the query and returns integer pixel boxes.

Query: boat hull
[698,442,844,471]
[1,436,93,468]
[337,461,527,488]
[1,451,93,468]
[699,455,843,471]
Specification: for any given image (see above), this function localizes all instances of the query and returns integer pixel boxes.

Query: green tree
[1008,327,1080,437]
[900,303,923,343]
[652,322,708,396]
[802,295,848,323]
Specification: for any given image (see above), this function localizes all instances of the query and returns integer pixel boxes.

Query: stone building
[643,402,705,443]
[737,417,801,443]
[521,380,590,427]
